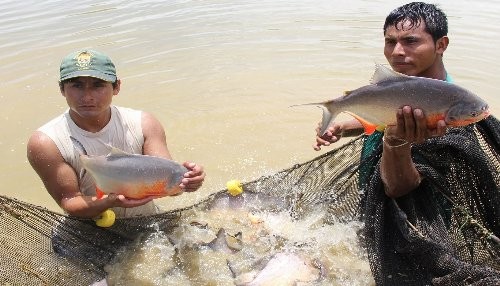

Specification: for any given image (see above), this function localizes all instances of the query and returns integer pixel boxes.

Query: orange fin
[95,187,105,199]
[345,112,378,135]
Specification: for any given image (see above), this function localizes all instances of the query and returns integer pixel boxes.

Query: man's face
[384,20,443,77]
[61,76,119,120]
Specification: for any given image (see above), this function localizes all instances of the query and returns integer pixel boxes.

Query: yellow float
[226,179,243,196]
[94,209,116,227]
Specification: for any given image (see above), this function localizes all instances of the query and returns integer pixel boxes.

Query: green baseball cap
[59,49,117,82]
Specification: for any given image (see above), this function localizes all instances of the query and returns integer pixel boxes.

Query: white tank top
[38,106,158,217]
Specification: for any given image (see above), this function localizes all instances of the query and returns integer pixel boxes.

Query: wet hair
[383,2,448,42]
[59,78,119,91]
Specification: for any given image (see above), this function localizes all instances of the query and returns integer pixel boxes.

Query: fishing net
[1,116,499,285]
[360,116,500,285]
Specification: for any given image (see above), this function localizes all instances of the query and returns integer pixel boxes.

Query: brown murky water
[1,0,498,212]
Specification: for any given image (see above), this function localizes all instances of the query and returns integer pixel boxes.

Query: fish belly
[96,178,183,199]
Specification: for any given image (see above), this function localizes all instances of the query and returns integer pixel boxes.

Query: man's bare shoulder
[141,111,166,138]
[27,131,63,163]
[141,111,161,126]
[140,111,171,159]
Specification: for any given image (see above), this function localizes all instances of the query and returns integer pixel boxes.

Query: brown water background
[1,0,498,212]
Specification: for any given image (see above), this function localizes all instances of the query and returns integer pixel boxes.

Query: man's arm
[27,131,153,218]
[381,106,447,197]
[141,112,205,192]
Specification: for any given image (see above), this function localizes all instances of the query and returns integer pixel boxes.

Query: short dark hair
[383,2,448,42]
[59,78,119,91]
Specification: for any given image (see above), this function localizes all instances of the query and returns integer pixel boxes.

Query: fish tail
[318,101,340,136]
[290,101,340,136]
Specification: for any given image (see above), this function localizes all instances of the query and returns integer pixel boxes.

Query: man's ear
[436,36,449,55]
[59,81,65,95]
[113,79,121,95]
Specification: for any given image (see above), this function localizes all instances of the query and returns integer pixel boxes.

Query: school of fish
[103,190,374,285]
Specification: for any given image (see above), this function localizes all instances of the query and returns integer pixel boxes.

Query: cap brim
[59,70,116,82]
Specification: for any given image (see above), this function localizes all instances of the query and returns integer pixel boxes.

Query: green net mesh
[1,116,499,285]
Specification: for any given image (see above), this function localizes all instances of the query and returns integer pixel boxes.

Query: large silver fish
[300,64,490,135]
[71,137,187,199]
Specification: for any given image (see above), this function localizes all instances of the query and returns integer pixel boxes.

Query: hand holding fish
[381,106,447,198]
[313,122,343,151]
[179,162,205,192]
[384,106,447,146]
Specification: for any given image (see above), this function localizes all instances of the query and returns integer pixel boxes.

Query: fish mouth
[475,109,490,121]
[481,110,491,120]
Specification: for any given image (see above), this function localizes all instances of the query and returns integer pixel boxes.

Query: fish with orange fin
[296,64,490,135]
[71,136,187,199]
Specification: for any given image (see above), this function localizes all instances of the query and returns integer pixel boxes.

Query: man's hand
[381,106,447,198]
[313,122,344,151]
[313,119,364,151]
[384,106,447,145]
[179,162,205,192]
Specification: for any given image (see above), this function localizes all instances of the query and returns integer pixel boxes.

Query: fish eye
[470,111,478,117]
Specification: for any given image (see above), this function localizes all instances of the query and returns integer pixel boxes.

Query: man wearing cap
[27,49,205,218]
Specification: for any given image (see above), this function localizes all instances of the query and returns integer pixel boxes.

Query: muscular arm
[27,131,152,218]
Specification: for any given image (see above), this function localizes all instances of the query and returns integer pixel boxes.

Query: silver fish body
[77,144,187,199]
[302,65,490,135]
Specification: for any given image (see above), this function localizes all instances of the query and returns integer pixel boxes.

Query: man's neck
[418,60,447,81]
[69,108,112,133]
